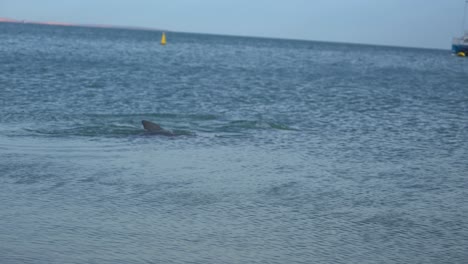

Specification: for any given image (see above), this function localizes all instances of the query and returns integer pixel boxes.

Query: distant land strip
[0,17,166,31]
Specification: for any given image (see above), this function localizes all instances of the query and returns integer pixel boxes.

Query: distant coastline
[0,17,165,32]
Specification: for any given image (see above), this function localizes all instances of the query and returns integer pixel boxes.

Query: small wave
[5,114,295,139]
[23,124,196,138]
[24,124,143,138]
[86,113,219,121]
[221,120,297,132]
[266,181,300,196]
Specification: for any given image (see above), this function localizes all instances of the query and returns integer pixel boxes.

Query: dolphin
[142,120,175,136]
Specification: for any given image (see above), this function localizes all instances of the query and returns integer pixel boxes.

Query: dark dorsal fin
[142,120,163,132]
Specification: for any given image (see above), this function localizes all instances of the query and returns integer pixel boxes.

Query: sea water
[0,23,467,264]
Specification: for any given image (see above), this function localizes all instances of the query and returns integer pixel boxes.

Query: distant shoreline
[0,17,165,32]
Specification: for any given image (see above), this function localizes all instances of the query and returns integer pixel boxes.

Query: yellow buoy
[161,32,166,45]
[457,52,466,57]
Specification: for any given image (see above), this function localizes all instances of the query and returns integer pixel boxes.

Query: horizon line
[0,16,449,51]
[0,16,166,32]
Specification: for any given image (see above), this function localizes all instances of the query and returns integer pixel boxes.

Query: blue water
[1,23,468,264]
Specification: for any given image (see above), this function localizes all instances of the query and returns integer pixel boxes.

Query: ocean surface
[1,22,467,264]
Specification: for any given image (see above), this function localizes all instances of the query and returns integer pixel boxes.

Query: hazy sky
[1,0,467,49]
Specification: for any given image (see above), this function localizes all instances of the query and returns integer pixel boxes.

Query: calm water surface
[1,23,468,264]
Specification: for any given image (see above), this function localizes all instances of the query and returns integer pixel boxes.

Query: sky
[1,0,467,49]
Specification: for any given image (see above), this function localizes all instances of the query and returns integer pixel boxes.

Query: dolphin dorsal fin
[142,120,163,132]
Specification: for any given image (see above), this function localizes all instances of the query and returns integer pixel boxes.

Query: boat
[452,0,468,55]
